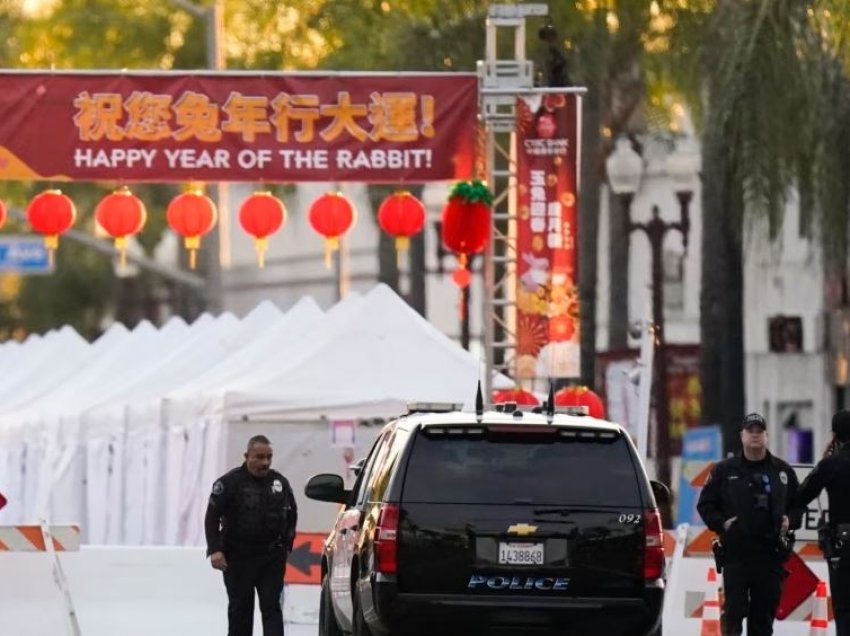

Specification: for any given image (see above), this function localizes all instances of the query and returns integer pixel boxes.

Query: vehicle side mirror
[305,473,349,504]
[350,458,366,477]
[650,480,672,507]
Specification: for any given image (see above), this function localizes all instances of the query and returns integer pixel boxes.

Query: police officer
[205,435,298,636]
[795,409,850,636]
[697,413,801,636]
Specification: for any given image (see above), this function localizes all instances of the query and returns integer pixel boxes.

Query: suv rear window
[402,427,642,507]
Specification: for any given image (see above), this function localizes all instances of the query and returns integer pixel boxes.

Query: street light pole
[169,0,226,313]
[628,205,689,494]
[606,135,698,521]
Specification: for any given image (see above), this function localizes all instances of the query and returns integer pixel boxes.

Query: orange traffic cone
[701,566,722,636]
[810,580,829,635]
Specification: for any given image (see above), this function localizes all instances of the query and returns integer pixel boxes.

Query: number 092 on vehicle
[498,542,545,565]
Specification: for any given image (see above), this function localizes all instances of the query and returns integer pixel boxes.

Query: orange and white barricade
[0,524,80,552]
[0,523,82,635]
[663,524,836,635]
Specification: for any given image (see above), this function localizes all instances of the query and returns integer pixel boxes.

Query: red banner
[0,71,478,183]
[515,93,581,379]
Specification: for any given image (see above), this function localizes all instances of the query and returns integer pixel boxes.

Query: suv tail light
[375,504,400,575]
[643,509,665,580]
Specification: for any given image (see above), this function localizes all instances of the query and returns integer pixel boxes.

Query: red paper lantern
[377,191,426,257]
[441,180,492,288]
[309,192,355,268]
[0,200,6,231]
[239,192,286,268]
[554,385,606,419]
[96,187,147,267]
[492,387,540,406]
[26,189,77,262]
[167,189,217,269]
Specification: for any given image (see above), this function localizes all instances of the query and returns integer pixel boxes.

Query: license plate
[498,542,544,565]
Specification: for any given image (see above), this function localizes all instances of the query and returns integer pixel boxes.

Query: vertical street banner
[515,93,581,379]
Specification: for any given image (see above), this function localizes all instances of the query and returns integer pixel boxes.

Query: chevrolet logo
[507,523,538,536]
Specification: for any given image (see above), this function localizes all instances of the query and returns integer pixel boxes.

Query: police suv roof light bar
[406,402,462,414]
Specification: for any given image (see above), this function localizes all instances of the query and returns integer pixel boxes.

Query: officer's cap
[741,413,767,431]
[832,409,850,441]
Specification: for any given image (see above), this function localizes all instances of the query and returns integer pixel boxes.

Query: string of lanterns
[0,179,494,277]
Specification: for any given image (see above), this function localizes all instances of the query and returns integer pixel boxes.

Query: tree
[307,1,488,315]
[658,1,850,452]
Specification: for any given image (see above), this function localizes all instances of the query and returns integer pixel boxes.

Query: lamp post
[169,0,226,314]
[606,136,696,506]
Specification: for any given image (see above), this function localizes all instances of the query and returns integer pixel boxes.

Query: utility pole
[169,0,227,313]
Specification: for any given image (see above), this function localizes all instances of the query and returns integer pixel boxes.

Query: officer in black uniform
[205,435,298,636]
[697,413,801,636]
[795,409,850,636]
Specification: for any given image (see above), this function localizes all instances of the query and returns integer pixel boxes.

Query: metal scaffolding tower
[477,4,586,396]
[478,4,540,398]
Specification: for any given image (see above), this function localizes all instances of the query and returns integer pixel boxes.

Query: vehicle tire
[351,587,374,636]
[319,575,343,636]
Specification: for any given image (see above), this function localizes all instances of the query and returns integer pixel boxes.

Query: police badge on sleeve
[212,480,224,495]
[272,479,283,493]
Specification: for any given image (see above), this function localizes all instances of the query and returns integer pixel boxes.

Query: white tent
[0,326,93,410]
[0,287,515,543]
[0,317,191,526]
[82,301,287,544]
[227,284,512,420]
[156,295,361,544]
[211,285,514,536]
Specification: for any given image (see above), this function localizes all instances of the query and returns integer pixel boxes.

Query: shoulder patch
[779,471,788,485]
[272,479,283,493]
[212,480,224,495]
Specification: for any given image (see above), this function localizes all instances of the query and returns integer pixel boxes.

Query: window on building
[663,250,685,312]
[769,316,803,353]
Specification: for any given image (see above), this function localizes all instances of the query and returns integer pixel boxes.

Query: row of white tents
[0,284,510,544]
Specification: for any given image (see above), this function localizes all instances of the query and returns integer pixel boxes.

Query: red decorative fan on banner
[492,387,540,406]
[377,191,426,263]
[167,188,217,269]
[239,192,286,268]
[26,189,77,264]
[554,385,606,419]
[309,192,355,268]
[441,180,492,287]
[0,200,6,231]
[95,187,147,268]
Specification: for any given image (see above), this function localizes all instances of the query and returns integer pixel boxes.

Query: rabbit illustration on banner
[520,251,549,293]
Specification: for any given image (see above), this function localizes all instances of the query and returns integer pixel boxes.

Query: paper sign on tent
[330,419,356,447]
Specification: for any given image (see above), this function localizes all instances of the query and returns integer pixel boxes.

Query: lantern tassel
[115,236,128,270]
[324,237,339,270]
[395,236,409,269]
[255,237,268,269]
[185,236,201,270]
[44,235,59,268]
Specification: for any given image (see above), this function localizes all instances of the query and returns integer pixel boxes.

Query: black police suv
[305,403,667,636]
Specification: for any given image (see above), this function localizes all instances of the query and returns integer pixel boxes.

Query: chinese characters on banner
[0,72,478,183]
[515,93,581,379]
